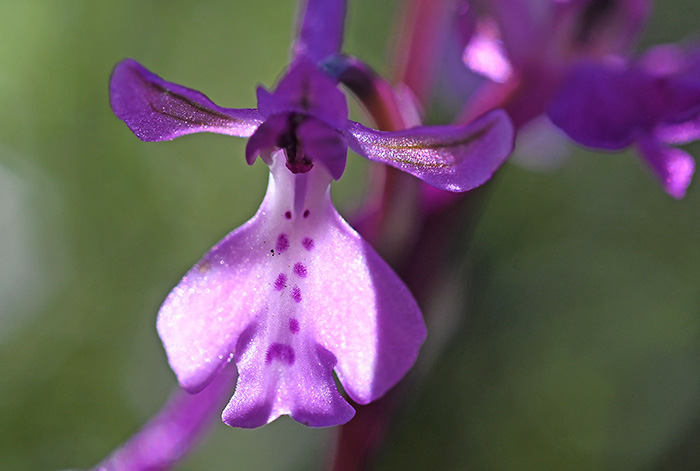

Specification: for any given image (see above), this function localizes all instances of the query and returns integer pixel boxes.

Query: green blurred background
[1,1,699,470]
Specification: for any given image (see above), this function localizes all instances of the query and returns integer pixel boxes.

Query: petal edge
[344,109,514,192]
[110,59,262,142]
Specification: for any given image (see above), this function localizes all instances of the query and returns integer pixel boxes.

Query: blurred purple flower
[462,0,650,126]
[549,44,698,198]
[457,0,697,197]
[109,0,513,429]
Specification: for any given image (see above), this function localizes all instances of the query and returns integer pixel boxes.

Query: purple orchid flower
[109,0,513,429]
[549,44,699,199]
[455,0,696,197]
[461,0,650,126]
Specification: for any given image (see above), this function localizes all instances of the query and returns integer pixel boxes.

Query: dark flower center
[279,113,314,174]
[575,0,615,46]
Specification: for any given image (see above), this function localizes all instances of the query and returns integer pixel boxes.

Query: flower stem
[93,366,237,471]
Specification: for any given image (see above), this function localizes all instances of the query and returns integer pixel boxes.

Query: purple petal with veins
[110,59,262,142]
[344,109,514,192]
[309,208,426,405]
[160,152,425,428]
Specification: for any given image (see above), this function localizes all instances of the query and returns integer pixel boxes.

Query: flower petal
[245,114,348,179]
[548,62,647,149]
[297,117,347,180]
[553,0,650,57]
[110,59,262,141]
[656,118,700,145]
[215,157,356,428]
[488,0,546,67]
[463,18,514,83]
[256,58,348,130]
[222,334,355,428]
[344,109,514,192]
[245,114,289,166]
[293,0,347,63]
[309,203,426,404]
[156,212,269,393]
[637,138,695,199]
[550,45,700,151]
[211,154,425,427]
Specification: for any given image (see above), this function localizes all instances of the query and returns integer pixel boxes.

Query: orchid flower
[109,0,513,429]
[459,0,696,198]
[461,0,651,126]
[548,45,699,199]
[454,0,696,197]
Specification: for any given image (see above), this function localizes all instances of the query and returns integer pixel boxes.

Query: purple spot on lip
[274,273,287,291]
[266,343,295,365]
[291,286,302,303]
[302,237,314,251]
[276,233,289,252]
[289,318,300,334]
[303,210,310,218]
[293,262,307,278]
[284,211,292,219]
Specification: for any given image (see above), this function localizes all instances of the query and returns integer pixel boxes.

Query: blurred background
[1,1,699,470]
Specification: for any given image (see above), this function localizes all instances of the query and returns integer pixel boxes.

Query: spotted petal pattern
[160,154,425,428]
